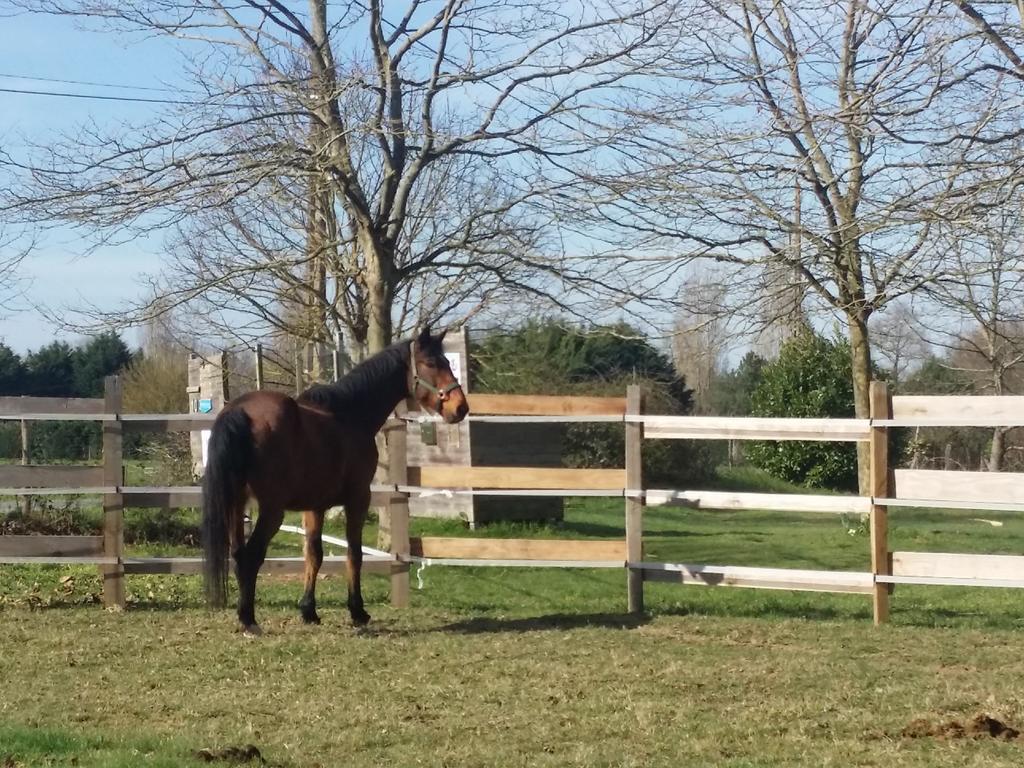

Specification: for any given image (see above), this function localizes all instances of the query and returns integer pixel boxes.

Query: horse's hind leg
[234,501,284,636]
[298,509,325,625]
[228,498,247,557]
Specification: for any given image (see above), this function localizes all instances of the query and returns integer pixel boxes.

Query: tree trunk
[367,279,393,355]
[909,427,921,469]
[355,228,398,548]
[361,230,395,354]
[989,426,1006,471]
[848,311,873,495]
[305,119,334,380]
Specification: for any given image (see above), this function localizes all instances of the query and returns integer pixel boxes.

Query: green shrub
[746,333,858,490]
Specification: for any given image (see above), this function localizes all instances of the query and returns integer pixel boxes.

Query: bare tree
[1,0,687,355]
[567,0,1024,491]
[950,0,1024,83]
[672,275,730,413]
[0,224,32,315]
[166,151,551,359]
[871,301,928,388]
[916,204,1024,470]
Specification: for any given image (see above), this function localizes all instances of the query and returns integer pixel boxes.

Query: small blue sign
[198,398,213,414]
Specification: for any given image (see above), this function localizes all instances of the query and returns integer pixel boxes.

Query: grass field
[3,468,1024,766]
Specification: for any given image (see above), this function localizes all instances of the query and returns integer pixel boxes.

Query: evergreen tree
[472,319,691,410]
[472,320,715,484]
[23,341,76,397]
[16,333,133,461]
[0,343,25,457]
[74,332,133,396]
[0,343,26,395]
[711,351,767,416]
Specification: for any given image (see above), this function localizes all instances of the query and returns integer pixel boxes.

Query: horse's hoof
[301,612,321,626]
[351,609,371,628]
[241,623,263,638]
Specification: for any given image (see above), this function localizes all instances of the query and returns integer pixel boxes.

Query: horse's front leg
[298,509,325,625]
[345,488,372,627]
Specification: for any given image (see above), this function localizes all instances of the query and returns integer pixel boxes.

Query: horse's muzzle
[444,398,469,424]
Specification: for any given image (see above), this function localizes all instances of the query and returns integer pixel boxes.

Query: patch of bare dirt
[901,713,1021,741]
[192,745,264,764]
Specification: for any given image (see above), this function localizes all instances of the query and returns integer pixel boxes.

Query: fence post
[625,384,645,614]
[101,375,125,609]
[388,406,410,608]
[869,380,892,625]
[20,418,30,517]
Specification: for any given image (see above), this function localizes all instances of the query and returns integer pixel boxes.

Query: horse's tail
[201,406,253,609]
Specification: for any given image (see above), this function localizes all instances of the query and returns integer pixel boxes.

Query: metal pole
[332,333,342,383]
[255,343,264,390]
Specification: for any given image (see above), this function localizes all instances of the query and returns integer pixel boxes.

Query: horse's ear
[436,328,448,344]
[417,325,432,346]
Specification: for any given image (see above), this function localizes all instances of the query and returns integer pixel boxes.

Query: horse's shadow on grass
[556,521,726,539]
[564,523,807,541]
[438,612,649,634]
[657,601,868,623]
[434,604,1024,634]
[437,603,861,633]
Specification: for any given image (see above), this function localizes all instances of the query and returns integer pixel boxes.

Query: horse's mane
[298,340,410,416]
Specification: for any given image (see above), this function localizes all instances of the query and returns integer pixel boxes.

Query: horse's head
[410,326,470,424]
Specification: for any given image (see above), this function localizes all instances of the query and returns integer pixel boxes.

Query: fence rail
[3,378,1024,624]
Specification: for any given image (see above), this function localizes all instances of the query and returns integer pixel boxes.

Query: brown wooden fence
[4,377,1024,624]
[0,376,394,606]
[383,391,633,609]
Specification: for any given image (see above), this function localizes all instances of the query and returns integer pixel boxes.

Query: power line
[0,85,210,106]
[0,83,269,109]
[0,73,305,109]
[0,71,181,94]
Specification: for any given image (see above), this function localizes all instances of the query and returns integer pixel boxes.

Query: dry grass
[3,568,1024,767]
[4,489,1024,766]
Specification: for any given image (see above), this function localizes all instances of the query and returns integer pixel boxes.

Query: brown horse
[201,327,469,635]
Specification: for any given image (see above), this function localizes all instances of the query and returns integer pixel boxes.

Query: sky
[0,8,185,353]
[0,3,675,357]
[0,3,731,361]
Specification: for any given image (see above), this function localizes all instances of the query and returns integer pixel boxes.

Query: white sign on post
[445,352,463,385]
